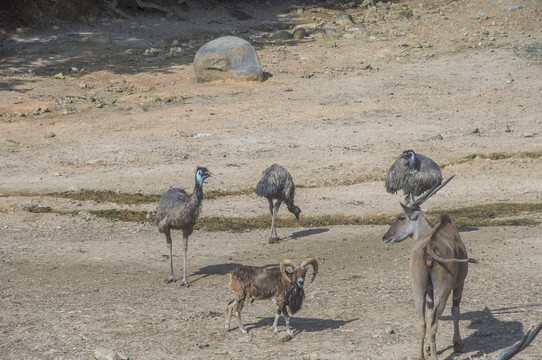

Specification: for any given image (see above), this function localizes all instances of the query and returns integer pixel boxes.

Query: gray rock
[502,5,522,11]
[277,332,292,342]
[94,348,129,360]
[193,36,263,83]
[81,34,112,44]
[293,27,307,40]
[475,11,489,20]
[336,14,355,26]
[267,30,292,40]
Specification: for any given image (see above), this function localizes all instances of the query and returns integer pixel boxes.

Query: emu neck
[413,213,434,241]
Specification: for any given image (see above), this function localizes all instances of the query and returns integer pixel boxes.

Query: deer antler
[410,175,455,209]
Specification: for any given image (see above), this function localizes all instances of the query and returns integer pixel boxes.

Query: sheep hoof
[453,340,464,353]
[268,237,280,244]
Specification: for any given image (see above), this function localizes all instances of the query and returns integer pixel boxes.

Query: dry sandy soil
[1,0,542,359]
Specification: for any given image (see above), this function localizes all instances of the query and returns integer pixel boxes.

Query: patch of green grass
[515,43,542,61]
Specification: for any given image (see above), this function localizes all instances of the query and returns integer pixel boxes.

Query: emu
[383,176,478,360]
[255,164,301,243]
[385,150,442,204]
[225,257,318,336]
[156,166,212,287]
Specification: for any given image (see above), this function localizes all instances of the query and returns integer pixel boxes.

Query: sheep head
[280,257,319,288]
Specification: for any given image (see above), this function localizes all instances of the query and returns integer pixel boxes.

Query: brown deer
[383,176,477,360]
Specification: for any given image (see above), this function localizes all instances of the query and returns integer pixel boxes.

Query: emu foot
[268,236,280,244]
[453,339,464,353]
[180,278,190,288]
[164,277,177,284]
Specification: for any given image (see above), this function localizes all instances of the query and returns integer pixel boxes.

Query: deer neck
[413,213,434,241]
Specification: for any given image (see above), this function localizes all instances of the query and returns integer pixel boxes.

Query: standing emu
[385,150,442,204]
[255,164,301,243]
[156,166,212,287]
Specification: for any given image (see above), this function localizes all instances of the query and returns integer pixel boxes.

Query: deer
[382,176,478,360]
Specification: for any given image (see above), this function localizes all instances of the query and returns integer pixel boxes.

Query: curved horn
[411,175,455,209]
[280,259,298,283]
[301,257,319,283]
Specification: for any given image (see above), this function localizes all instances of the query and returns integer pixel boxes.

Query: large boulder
[193,36,263,83]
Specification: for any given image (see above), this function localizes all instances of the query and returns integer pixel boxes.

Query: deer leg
[425,289,434,356]
[414,288,427,360]
[181,234,189,287]
[164,230,175,283]
[452,285,464,352]
[427,289,451,360]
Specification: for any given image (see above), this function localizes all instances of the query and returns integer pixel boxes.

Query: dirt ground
[1,0,542,359]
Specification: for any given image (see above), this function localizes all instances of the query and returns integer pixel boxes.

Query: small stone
[502,5,522,11]
[267,30,292,40]
[297,7,304,14]
[293,27,307,40]
[503,125,511,133]
[54,72,65,79]
[475,12,489,20]
[385,327,395,334]
[81,33,112,44]
[398,40,408,47]
[336,14,355,26]
[277,332,292,342]
[44,132,56,138]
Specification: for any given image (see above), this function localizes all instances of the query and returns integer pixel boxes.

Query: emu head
[400,150,416,168]
[280,257,318,288]
[195,166,212,186]
[382,202,422,246]
[288,204,301,220]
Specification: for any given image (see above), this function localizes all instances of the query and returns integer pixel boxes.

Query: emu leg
[181,234,189,287]
[452,285,464,352]
[269,199,282,243]
[164,230,176,283]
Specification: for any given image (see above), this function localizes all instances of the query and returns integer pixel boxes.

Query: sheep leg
[164,230,176,283]
[226,298,237,331]
[234,298,247,334]
[273,306,281,333]
[281,306,293,336]
[451,285,464,353]
[181,234,189,287]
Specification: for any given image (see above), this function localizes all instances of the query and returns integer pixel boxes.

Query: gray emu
[156,166,212,287]
[386,150,443,204]
[255,164,301,243]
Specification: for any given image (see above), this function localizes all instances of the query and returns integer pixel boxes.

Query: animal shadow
[289,228,329,239]
[247,316,358,333]
[439,306,530,359]
[190,263,244,284]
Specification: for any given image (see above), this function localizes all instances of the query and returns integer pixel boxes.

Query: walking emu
[156,166,212,287]
[255,164,301,243]
[385,150,442,204]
